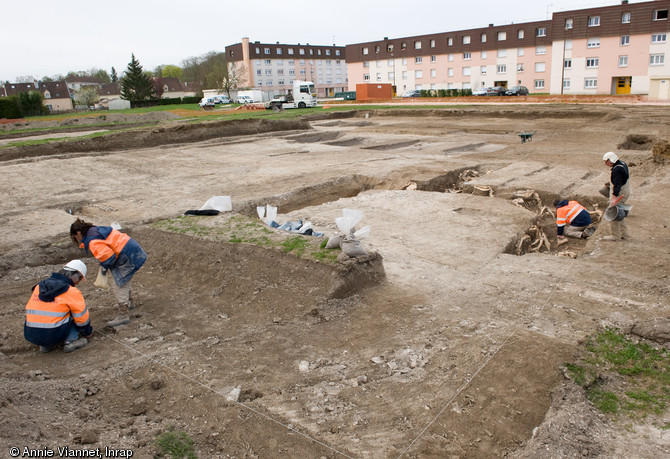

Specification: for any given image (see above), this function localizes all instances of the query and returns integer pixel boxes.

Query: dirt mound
[618,133,656,150]
[652,139,670,163]
[0,118,311,162]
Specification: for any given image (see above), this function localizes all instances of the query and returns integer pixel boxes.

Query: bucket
[604,205,626,222]
[620,204,632,217]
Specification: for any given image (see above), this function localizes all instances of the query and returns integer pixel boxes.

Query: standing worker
[602,152,631,241]
[24,260,92,353]
[70,219,147,327]
[554,199,594,243]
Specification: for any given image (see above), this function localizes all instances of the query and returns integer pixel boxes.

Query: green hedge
[129,96,201,108]
[416,89,472,98]
[0,96,23,119]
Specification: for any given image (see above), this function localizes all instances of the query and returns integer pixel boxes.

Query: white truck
[265,81,317,110]
[236,89,264,104]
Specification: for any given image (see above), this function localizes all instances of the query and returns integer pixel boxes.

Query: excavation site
[1,104,670,458]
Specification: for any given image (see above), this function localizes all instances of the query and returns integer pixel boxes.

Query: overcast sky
[1,0,645,82]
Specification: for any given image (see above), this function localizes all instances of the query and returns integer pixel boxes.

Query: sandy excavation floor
[1,105,670,458]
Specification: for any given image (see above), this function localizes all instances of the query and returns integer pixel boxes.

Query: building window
[256,69,261,75]
[536,46,546,55]
[463,52,471,60]
[430,69,436,77]
[326,59,332,65]
[565,39,573,50]
[498,31,506,41]
[309,49,313,55]
[587,38,600,48]
[255,47,260,54]
[481,33,487,43]
[462,67,471,76]
[415,70,423,78]
[414,41,422,49]
[518,29,525,39]
[619,56,628,67]
[652,33,667,44]
[300,69,306,76]
[300,59,305,65]
[402,71,407,80]
[277,69,284,75]
[518,48,524,57]
[497,49,507,58]
[534,80,545,89]
[402,58,407,65]
[481,66,487,74]
[481,51,487,59]
[265,69,272,75]
[431,55,437,62]
[265,59,271,65]
[376,60,382,67]
[264,48,271,54]
[387,44,394,52]
[588,16,600,27]
[463,35,471,44]
[375,46,380,53]
[564,58,572,69]
[388,59,394,66]
[517,63,524,72]
[336,50,340,56]
[388,72,394,80]
[277,59,283,65]
[278,80,284,85]
[497,64,506,74]
[364,74,370,81]
[584,78,597,89]
[535,62,546,72]
[288,49,294,55]
[289,69,295,75]
[299,49,305,55]
[653,10,668,21]
[448,37,453,46]
[277,48,282,55]
[448,68,454,77]
[563,79,570,89]
[415,56,423,64]
[622,12,631,23]
[565,18,573,29]
[586,57,599,68]
[362,47,368,55]
[448,54,454,62]
[430,39,436,47]
[401,42,407,49]
[649,53,665,65]
[377,73,382,81]
[536,27,546,37]
[620,35,630,46]
[363,61,369,67]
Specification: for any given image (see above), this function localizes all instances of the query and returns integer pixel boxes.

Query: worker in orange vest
[24,260,92,353]
[70,218,147,328]
[554,199,594,244]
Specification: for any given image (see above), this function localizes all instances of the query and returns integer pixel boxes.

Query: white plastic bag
[93,267,109,290]
[257,206,265,219]
[298,222,312,234]
[200,196,232,212]
[354,225,371,239]
[265,205,277,225]
[336,208,364,234]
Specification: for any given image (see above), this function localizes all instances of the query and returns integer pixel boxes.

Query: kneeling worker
[554,199,594,243]
[24,260,92,353]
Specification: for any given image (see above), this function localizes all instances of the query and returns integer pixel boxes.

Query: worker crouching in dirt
[70,218,147,328]
[554,199,594,244]
[24,260,92,353]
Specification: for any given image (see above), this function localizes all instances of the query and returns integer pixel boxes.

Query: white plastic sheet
[200,196,232,212]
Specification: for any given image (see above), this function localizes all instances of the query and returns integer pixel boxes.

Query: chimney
[621,0,628,4]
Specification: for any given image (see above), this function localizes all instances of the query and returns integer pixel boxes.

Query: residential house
[0,80,73,112]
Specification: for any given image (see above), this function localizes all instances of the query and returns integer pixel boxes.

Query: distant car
[505,85,529,96]
[486,86,506,96]
[213,95,232,104]
[401,89,421,98]
[198,97,216,108]
[237,95,254,104]
[472,87,488,96]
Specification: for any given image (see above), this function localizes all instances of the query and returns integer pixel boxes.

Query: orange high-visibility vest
[556,201,586,227]
[83,229,130,263]
[25,285,89,329]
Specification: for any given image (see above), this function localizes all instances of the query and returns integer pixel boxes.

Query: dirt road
[1,105,669,458]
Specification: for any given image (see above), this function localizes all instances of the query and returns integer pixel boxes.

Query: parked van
[199,97,216,108]
[237,95,254,104]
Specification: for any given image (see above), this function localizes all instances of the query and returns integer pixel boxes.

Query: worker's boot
[108,302,131,327]
[63,338,88,353]
[39,345,55,353]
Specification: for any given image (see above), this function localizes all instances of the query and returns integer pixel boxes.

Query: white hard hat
[603,151,618,163]
[63,259,87,279]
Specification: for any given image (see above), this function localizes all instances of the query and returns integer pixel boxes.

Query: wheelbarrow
[518,131,536,143]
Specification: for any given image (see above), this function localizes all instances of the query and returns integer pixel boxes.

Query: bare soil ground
[1,104,670,458]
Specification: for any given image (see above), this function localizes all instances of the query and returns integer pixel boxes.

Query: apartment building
[225,37,348,98]
[345,0,670,96]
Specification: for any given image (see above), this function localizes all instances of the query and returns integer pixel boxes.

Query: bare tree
[74,86,99,108]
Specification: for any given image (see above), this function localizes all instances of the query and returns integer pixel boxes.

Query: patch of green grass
[567,327,670,420]
[151,214,338,264]
[155,428,197,459]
